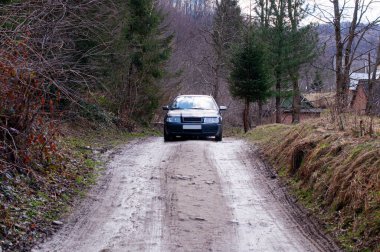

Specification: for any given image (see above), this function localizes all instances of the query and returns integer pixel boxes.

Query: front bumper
[165,122,222,137]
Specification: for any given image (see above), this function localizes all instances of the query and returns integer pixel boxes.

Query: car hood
[167,109,220,117]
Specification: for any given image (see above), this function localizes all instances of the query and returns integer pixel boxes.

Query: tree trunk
[287,0,301,124]
[243,98,250,133]
[213,62,220,102]
[333,0,344,113]
[366,37,380,115]
[275,77,281,123]
[258,100,263,125]
[213,34,223,103]
[333,0,360,113]
[292,76,301,123]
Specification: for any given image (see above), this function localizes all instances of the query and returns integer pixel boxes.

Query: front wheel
[164,131,172,142]
[215,133,222,142]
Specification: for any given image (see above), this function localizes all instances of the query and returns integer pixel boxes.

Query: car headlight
[166,116,181,123]
[203,117,220,123]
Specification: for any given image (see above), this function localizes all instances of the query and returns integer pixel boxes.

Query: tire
[164,131,172,142]
[215,133,222,142]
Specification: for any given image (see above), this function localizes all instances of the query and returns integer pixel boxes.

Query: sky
[238,0,380,24]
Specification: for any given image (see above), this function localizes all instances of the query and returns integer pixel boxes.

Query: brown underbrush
[247,118,380,251]
[0,121,156,251]
[0,128,99,251]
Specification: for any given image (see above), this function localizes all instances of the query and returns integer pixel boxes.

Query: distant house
[303,92,335,109]
[280,94,323,124]
[349,72,380,90]
[349,63,380,90]
[351,79,380,115]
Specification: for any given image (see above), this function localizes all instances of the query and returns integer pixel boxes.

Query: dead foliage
[0,38,61,173]
[0,134,99,251]
[0,1,115,250]
[247,120,380,251]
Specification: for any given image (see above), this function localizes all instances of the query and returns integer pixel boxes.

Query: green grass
[278,166,288,177]
[224,127,245,137]
[61,193,69,202]
[245,124,290,143]
[84,159,101,169]
[26,209,38,218]
[294,187,316,209]
[349,143,374,161]
[65,127,158,151]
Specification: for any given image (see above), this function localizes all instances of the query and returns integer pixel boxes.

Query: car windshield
[171,96,218,110]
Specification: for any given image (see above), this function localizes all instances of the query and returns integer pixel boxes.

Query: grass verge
[245,121,380,251]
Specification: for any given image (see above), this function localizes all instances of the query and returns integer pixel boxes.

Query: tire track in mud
[209,139,340,252]
[33,138,170,252]
[161,140,238,251]
[251,146,341,251]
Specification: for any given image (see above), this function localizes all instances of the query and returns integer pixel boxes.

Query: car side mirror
[162,105,170,110]
[219,106,227,111]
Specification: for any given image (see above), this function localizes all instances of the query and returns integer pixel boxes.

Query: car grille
[182,117,202,123]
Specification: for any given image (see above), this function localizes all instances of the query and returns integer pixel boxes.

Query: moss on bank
[246,122,380,251]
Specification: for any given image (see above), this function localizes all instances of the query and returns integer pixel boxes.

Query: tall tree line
[254,0,317,124]
[212,0,243,102]
[0,0,172,169]
[228,0,317,130]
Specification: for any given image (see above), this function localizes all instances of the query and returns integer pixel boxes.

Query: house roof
[350,72,380,90]
[281,94,322,113]
[303,92,335,108]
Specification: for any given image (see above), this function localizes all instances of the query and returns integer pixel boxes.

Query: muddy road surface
[34,138,339,252]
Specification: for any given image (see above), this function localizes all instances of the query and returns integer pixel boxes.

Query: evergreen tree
[212,0,243,102]
[128,0,172,120]
[285,0,317,123]
[267,0,288,123]
[255,0,317,124]
[311,70,323,92]
[230,30,272,132]
[107,0,173,125]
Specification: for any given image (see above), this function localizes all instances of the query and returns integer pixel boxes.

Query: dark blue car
[162,95,227,141]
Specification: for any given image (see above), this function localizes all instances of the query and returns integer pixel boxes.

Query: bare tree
[366,36,380,115]
[316,0,380,113]
[157,0,245,126]
[0,0,124,169]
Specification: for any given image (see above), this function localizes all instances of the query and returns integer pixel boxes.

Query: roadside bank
[246,121,380,251]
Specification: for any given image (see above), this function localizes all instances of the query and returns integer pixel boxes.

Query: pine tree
[212,0,243,102]
[230,30,272,132]
[109,0,173,125]
[255,0,317,124]
[285,0,317,123]
[267,0,288,123]
[311,70,323,92]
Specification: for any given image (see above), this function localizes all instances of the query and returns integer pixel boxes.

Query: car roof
[176,95,213,98]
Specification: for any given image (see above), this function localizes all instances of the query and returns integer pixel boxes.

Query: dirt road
[34,138,339,252]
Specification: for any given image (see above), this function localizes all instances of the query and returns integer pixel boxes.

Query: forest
[1,0,379,171]
[0,0,379,251]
